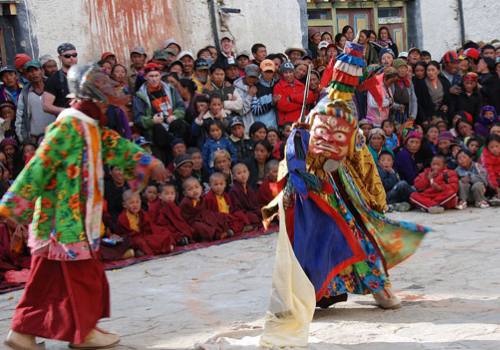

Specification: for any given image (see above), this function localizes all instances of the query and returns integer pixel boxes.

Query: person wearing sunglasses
[42,42,78,116]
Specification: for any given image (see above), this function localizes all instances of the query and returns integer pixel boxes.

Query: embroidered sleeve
[0,118,75,223]
[101,127,162,192]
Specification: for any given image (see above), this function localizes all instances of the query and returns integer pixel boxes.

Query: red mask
[309,114,356,161]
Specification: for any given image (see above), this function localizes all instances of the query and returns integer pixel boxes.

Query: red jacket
[274,79,315,126]
[480,147,500,190]
[413,168,459,196]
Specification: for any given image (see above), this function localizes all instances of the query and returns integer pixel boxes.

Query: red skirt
[11,255,110,344]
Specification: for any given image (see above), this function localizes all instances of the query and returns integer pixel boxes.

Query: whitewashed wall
[418,0,499,60]
[26,0,304,65]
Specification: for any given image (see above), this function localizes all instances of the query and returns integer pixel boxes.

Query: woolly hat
[438,131,455,143]
[379,47,395,60]
[393,58,408,69]
[403,129,423,144]
[15,53,32,71]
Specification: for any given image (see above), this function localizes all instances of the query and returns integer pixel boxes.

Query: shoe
[488,197,500,207]
[373,288,402,309]
[227,229,235,237]
[4,330,45,350]
[386,204,395,213]
[69,328,120,349]
[427,206,445,214]
[121,248,135,260]
[475,200,490,209]
[392,202,411,212]
[455,201,467,210]
[178,237,190,246]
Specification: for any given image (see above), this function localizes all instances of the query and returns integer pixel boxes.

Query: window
[308,9,332,21]
[378,8,402,18]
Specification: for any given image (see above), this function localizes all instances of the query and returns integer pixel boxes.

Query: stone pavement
[1,208,499,349]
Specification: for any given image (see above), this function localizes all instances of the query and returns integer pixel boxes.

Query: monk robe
[117,209,174,255]
[257,178,281,208]
[149,200,194,244]
[203,190,246,234]
[179,197,229,241]
[229,181,261,225]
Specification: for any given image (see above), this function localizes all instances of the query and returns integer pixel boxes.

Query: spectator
[474,105,497,138]
[105,166,129,222]
[407,48,421,67]
[192,59,210,93]
[274,62,315,127]
[341,25,355,42]
[0,66,22,106]
[481,44,496,59]
[177,51,195,79]
[229,163,262,226]
[43,43,78,115]
[377,26,399,58]
[390,59,417,125]
[225,62,240,84]
[379,48,395,67]
[203,64,243,117]
[234,64,260,134]
[335,33,347,52]
[377,150,413,211]
[477,57,500,112]
[395,130,423,185]
[251,59,278,128]
[452,72,482,120]
[455,149,490,209]
[420,50,432,64]
[128,46,147,93]
[15,60,56,144]
[382,120,399,151]
[367,128,390,163]
[163,38,182,56]
[202,119,236,172]
[236,51,251,75]
[0,102,17,142]
[39,54,58,78]
[285,47,306,65]
[249,121,267,144]
[14,53,32,87]
[245,139,272,189]
[366,67,398,127]
[410,155,459,213]
[228,117,253,162]
[251,43,267,65]
[355,30,379,65]
[215,35,237,69]
[480,134,500,205]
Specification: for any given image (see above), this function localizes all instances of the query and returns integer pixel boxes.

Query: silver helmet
[67,64,126,106]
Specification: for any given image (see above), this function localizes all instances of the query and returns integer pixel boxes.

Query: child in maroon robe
[179,177,232,241]
[149,183,193,246]
[203,173,248,234]
[117,190,174,255]
[257,159,281,208]
[410,155,459,213]
[142,184,159,212]
[229,163,262,227]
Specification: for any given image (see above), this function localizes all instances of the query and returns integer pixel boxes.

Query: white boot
[4,330,45,350]
[69,328,120,349]
[373,288,402,309]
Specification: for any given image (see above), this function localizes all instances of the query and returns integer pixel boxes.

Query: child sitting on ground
[202,119,237,173]
[179,177,233,241]
[213,149,234,187]
[410,155,459,214]
[149,183,193,246]
[480,134,500,206]
[455,149,490,209]
[142,184,159,211]
[229,163,262,226]
[203,172,248,234]
[257,159,280,207]
[465,137,482,161]
[117,190,175,256]
[377,151,414,212]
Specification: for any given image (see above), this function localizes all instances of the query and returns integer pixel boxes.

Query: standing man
[16,60,56,144]
[39,55,59,78]
[233,64,260,134]
[251,43,267,66]
[177,51,195,79]
[128,46,147,93]
[215,35,237,69]
[43,43,78,116]
[251,59,278,128]
[2,64,167,350]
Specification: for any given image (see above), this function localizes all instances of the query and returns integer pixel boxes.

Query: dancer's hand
[151,163,168,183]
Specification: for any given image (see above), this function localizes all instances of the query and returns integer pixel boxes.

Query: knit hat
[393,58,408,69]
[279,61,294,73]
[438,131,455,143]
[174,154,193,169]
[379,48,395,60]
[171,138,185,147]
[15,54,32,71]
[442,50,459,64]
[403,129,423,144]
[39,54,57,66]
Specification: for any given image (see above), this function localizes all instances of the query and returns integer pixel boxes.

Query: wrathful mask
[308,100,357,161]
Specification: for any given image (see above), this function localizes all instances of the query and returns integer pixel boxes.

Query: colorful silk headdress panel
[328,41,365,101]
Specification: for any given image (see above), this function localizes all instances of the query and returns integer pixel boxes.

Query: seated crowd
[0,27,499,267]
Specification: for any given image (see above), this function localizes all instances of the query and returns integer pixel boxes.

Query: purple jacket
[394,147,419,185]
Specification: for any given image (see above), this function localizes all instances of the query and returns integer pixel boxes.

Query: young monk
[117,190,174,256]
[179,177,232,241]
[410,155,459,213]
[149,183,193,246]
[229,163,261,225]
[203,172,246,234]
[257,159,280,207]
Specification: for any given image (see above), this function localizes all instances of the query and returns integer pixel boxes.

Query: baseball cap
[0,66,16,77]
[174,154,193,169]
[101,52,115,61]
[244,64,260,78]
[195,58,210,70]
[23,60,42,70]
[279,61,294,73]
[164,38,181,51]
[220,34,234,42]
[57,42,76,55]
[152,49,169,61]
[130,46,147,56]
[398,51,408,59]
[318,41,329,50]
[134,136,152,147]
[177,51,195,61]
[408,47,421,55]
[259,59,275,72]
[230,117,244,128]
[442,50,459,64]
[236,51,250,59]
[39,54,56,66]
